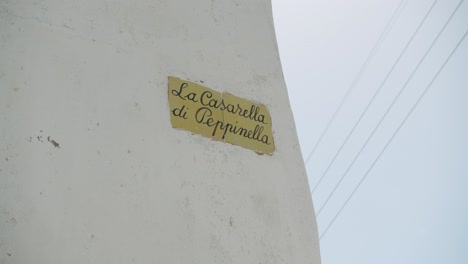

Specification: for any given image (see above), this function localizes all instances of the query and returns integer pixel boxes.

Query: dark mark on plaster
[47,136,60,148]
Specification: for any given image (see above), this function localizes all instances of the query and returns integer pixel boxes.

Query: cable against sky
[315,0,465,217]
[319,28,468,240]
[304,0,408,166]
[311,0,438,194]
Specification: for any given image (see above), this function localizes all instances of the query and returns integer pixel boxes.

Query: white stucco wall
[0,0,321,263]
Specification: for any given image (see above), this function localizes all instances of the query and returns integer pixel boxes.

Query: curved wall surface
[0,0,321,263]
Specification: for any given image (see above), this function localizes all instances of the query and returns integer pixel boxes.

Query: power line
[303,0,408,165]
[312,0,438,193]
[315,0,465,217]
[320,28,468,240]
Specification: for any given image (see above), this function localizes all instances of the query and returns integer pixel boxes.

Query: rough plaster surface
[0,0,321,263]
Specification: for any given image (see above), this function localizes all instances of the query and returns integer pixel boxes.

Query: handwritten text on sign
[168,76,275,154]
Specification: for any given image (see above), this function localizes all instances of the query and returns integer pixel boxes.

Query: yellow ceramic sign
[168,76,275,154]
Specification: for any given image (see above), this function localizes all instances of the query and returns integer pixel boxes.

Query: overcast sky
[272,0,468,263]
